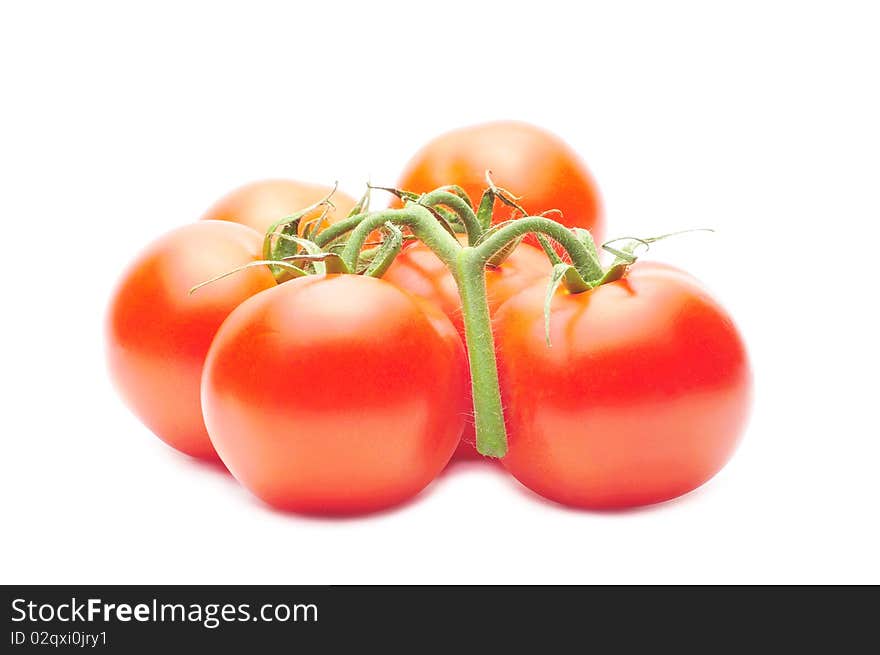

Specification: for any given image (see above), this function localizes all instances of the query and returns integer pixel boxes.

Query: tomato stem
[326,200,624,458]
[474,216,604,283]
[339,206,461,270]
[266,188,712,461]
[475,188,495,232]
[313,212,370,248]
[453,248,508,457]
[362,222,404,278]
[429,184,474,209]
[417,190,483,246]
[339,204,509,457]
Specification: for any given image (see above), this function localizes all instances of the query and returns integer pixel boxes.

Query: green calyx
[261,184,345,281]
[537,228,716,345]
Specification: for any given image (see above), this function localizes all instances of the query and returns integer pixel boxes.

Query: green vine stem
[327,204,619,458]
[339,204,508,457]
[339,206,461,269]
[430,184,474,208]
[195,196,707,460]
[417,189,483,246]
[453,247,508,456]
[315,195,680,457]
[475,216,603,283]
[206,183,702,460]
[363,222,404,278]
[313,212,370,249]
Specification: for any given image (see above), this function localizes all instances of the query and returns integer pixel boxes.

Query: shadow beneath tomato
[172,441,713,518]
[438,453,502,478]
[180,454,230,475]
[247,451,512,521]
[248,486,434,522]
[151,435,232,475]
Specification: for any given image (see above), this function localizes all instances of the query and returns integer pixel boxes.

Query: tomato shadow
[174,442,711,519]
[438,453,503,477]
[169,441,503,522]
[249,486,431,523]
[251,471,453,524]
[181,454,231,476]
[439,451,713,515]
[166,454,422,521]
[249,450,512,522]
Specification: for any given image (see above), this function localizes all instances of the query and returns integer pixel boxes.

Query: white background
[2,1,878,584]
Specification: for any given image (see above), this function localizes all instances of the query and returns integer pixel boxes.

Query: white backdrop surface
[1,1,878,584]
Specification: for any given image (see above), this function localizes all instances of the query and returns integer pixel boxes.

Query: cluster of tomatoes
[106,121,751,514]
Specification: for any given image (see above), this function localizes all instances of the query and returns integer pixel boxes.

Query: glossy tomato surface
[201,274,469,514]
[382,236,552,457]
[106,221,276,459]
[495,263,751,508]
[395,121,604,247]
[201,179,357,236]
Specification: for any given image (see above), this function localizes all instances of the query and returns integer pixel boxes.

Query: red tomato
[495,263,751,508]
[106,221,276,460]
[382,237,552,458]
[201,274,468,514]
[201,179,358,236]
[395,121,604,248]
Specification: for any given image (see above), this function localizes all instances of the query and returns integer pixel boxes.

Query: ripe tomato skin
[106,221,276,460]
[381,236,552,458]
[495,263,751,508]
[201,179,357,236]
[201,274,469,514]
[395,121,604,247]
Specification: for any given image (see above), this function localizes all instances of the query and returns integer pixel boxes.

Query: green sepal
[355,247,378,272]
[572,228,600,265]
[543,263,592,347]
[476,189,495,231]
[484,172,529,216]
[535,233,564,265]
[347,185,371,218]
[280,252,351,275]
[597,237,651,285]
[369,185,420,203]
[265,234,325,281]
[363,222,404,278]
[474,218,519,245]
[414,202,459,240]
[301,206,335,241]
[597,229,715,284]
[486,235,523,267]
[189,259,307,296]
[262,187,339,265]
[570,228,604,285]
[418,189,482,245]
[432,185,473,209]
[263,214,299,261]
[431,205,466,233]
[322,253,350,275]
